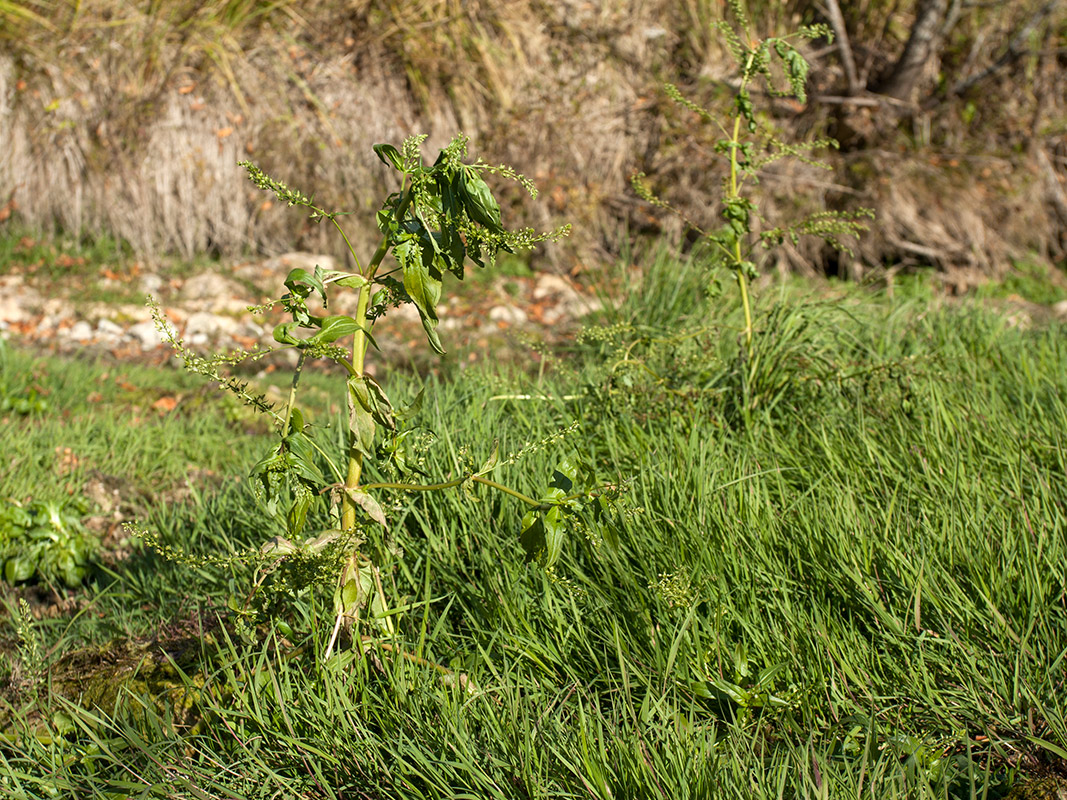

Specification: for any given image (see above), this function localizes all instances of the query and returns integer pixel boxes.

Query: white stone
[179,272,250,313]
[268,252,338,274]
[533,273,579,301]
[0,295,35,324]
[184,311,238,340]
[140,273,165,295]
[236,320,265,339]
[68,320,94,341]
[37,314,63,332]
[488,304,528,326]
[128,319,165,350]
[94,319,124,344]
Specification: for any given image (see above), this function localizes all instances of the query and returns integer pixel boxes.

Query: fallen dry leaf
[152,396,179,413]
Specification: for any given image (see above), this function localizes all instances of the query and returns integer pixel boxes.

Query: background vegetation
[1,0,1065,278]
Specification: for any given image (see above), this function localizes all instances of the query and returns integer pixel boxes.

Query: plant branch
[823,0,861,93]
[360,475,545,509]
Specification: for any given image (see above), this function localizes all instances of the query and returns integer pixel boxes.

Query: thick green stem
[729,53,756,355]
[729,106,754,354]
[341,187,415,532]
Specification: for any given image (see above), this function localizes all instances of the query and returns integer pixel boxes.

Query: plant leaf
[396,238,445,355]
[307,315,362,345]
[328,271,369,290]
[273,321,301,345]
[347,377,376,457]
[520,506,565,568]
[396,387,425,421]
[373,143,403,171]
[462,168,503,233]
[345,488,388,529]
[284,267,326,303]
[285,431,325,485]
[476,440,499,476]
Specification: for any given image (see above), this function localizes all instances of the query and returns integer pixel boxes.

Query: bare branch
[823,0,862,93]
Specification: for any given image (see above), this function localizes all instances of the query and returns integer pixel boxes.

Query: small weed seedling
[145,135,627,658]
[633,0,871,352]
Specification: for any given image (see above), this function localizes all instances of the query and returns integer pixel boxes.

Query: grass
[1,259,1066,798]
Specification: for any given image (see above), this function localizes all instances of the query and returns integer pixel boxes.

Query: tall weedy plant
[634,0,871,353]
[148,135,626,657]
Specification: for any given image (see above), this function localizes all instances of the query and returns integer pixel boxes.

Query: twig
[823,0,861,93]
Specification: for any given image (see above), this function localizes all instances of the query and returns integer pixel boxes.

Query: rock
[92,319,124,344]
[533,273,601,324]
[266,252,338,275]
[235,320,265,340]
[489,304,528,326]
[140,273,165,295]
[128,320,165,350]
[183,311,238,342]
[533,273,580,302]
[37,314,65,332]
[1053,299,1067,320]
[178,272,251,313]
[68,320,94,341]
[0,276,41,324]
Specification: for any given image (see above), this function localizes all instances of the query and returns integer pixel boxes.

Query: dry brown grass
[0,0,1064,276]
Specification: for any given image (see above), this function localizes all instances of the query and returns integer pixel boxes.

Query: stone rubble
[0,252,606,357]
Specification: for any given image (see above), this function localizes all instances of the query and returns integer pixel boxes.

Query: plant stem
[341,187,416,532]
[730,51,756,354]
[279,351,306,434]
[729,98,754,354]
[361,475,545,508]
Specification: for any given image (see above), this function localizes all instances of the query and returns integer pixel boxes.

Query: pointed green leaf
[462,168,503,233]
[542,506,565,566]
[397,238,445,355]
[304,529,344,552]
[285,431,325,485]
[260,535,297,556]
[307,315,362,345]
[520,511,544,564]
[476,440,499,476]
[273,321,301,345]
[327,271,369,290]
[520,506,565,568]
[363,376,395,430]
[373,143,403,171]
[284,267,326,303]
[286,490,312,536]
[349,376,373,412]
[396,387,425,421]
[550,459,577,493]
[340,578,361,613]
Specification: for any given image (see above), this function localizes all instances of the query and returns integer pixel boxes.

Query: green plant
[147,134,627,655]
[0,497,98,587]
[633,0,872,352]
